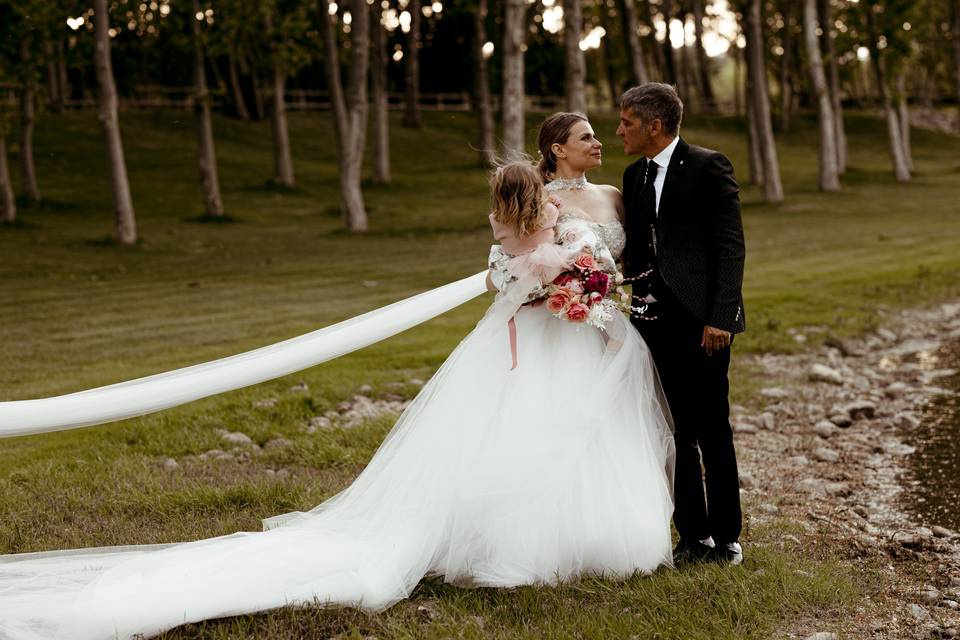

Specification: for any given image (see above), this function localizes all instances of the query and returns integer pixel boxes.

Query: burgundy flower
[552,273,575,287]
[583,271,609,297]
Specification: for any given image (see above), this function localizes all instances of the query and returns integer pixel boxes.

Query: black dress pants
[633,289,742,545]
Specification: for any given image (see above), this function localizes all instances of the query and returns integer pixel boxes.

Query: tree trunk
[865,12,910,182]
[745,0,783,202]
[691,0,715,112]
[599,4,620,108]
[802,0,839,191]
[371,0,391,183]
[264,11,295,187]
[0,136,15,223]
[502,0,527,155]
[93,0,137,244]
[564,0,587,113]
[733,37,743,117]
[319,0,369,231]
[192,0,225,217]
[778,4,796,132]
[57,40,70,106]
[660,0,677,85]
[641,0,666,80]
[681,38,699,111]
[472,0,496,166]
[620,0,650,85]
[45,40,61,112]
[952,0,960,131]
[249,59,266,120]
[18,40,40,203]
[818,0,846,173]
[896,72,912,172]
[227,53,251,120]
[403,0,422,128]
[745,49,763,185]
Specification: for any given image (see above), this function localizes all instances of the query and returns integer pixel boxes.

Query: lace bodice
[559,214,626,260]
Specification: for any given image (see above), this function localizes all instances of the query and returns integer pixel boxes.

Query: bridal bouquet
[542,248,634,329]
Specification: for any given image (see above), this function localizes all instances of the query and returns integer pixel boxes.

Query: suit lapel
[657,137,689,235]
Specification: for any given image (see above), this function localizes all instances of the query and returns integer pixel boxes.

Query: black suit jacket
[622,137,746,334]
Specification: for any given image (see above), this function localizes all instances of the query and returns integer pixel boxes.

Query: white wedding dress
[0,217,675,640]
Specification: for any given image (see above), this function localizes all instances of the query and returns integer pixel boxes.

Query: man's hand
[701,325,731,356]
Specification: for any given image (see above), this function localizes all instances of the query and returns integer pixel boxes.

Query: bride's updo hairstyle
[489,161,549,238]
[536,111,589,183]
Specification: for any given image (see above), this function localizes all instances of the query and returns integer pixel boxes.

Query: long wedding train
[0,271,488,438]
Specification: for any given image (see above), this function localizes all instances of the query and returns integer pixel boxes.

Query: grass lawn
[0,108,958,638]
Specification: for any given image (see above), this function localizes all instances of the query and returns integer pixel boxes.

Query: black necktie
[639,159,659,255]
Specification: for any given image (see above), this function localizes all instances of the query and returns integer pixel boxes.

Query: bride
[0,113,675,640]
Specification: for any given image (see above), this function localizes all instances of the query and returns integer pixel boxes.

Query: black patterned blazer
[622,137,746,334]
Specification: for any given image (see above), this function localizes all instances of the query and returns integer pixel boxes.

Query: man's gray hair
[619,83,683,136]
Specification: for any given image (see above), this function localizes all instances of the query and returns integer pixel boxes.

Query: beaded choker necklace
[545,175,589,192]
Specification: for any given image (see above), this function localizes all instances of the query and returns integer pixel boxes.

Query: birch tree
[471,0,496,166]
[371,0,391,183]
[896,73,912,171]
[564,0,587,113]
[803,0,839,191]
[320,0,370,231]
[502,0,527,155]
[403,0,422,128]
[953,0,960,130]
[191,0,225,217]
[620,0,650,85]
[93,0,137,243]
[818,0,846,173]
[862,0,910,182]
[743,0,783,202]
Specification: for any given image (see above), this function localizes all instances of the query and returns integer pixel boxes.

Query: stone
[798,478,826,493]
[358,384,374,394]
[944,600,959,610]
[739,473,755,489]
[918,588,941,604]
[253,398,278,408]
[844,400,877,421]
[828,414,852,428]
[199,448,232,461]
[783,534,802,546]
[409,378,425,386]
[804,633,837,640]
[309,416,334,431]
[788,455,810,466]
[264,438,293,450]
[759,503,779,515]
[907,603,932,623]
[852,505,869,519]
[884,442,916,456]
[884,382,909,398]
[733,421,758,434]
[812,448,840,463]
[809,364,845,385]
[932,526,953,538]
[162,458,179,471]
[825,482,851,497]
[760,387,789,399]
[813,420,838,439]
[219,430,253,446]
[793,333,807,344]
[760,412,775,430]
[876,328,898,342]
[362,280,379,288]
[287,382,309,393]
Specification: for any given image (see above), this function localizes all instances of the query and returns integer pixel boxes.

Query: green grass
[1,108,958,638]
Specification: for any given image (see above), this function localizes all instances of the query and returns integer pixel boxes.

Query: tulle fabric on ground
[0,291,674,640]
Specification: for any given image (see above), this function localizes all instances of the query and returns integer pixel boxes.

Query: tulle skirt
[0,304,675,640]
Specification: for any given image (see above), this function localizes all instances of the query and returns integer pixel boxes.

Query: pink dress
[488,204,559,255]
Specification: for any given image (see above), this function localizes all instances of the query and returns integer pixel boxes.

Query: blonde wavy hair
[489,161,549,238]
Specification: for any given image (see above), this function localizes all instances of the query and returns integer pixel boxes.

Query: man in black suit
[616,83,746,565]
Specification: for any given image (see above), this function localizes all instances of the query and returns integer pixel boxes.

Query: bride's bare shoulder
[593,184,625,220]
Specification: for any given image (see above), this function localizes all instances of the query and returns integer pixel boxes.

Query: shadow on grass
[83,235,145,248]
[239,181,306,195]
[181,214,244,224]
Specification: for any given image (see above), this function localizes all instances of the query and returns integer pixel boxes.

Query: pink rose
[546,289,573,313]
[573,253,596,271]
[588,292,603,305]
[552,273,575,287]
[566,303,589,323]
[584,271,609,296]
